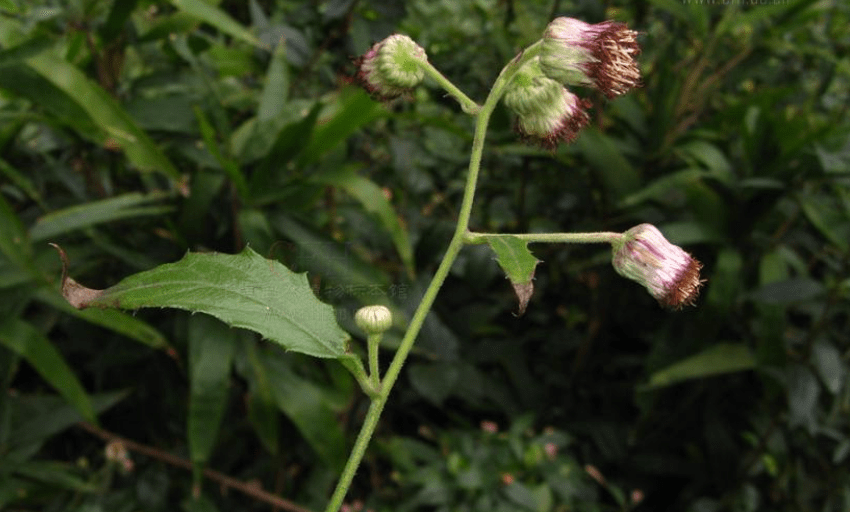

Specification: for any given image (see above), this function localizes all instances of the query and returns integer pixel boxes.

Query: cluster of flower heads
[354,21,703,308]
[509,17,640,147]
[354,18,641,148]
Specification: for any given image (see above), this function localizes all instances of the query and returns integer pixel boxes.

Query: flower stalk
[325,41,543,512]
[327,19,685,511]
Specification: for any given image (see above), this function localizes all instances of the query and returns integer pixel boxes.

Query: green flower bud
[355,305,393,334]
[356,34,427,100]
[504,58,590,148]
[611,224,704,309]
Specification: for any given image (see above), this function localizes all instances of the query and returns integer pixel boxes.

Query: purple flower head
[355,34,427,100]
[611,224,703,309]
[540,17,641,99]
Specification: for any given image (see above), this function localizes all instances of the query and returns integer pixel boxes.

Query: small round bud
[355,305,393,334]
[540,17,641,99]
[355,34,427,100]
[611,224,704,309]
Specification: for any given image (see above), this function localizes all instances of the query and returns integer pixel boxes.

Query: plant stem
[464,231,623,245]
[324,41,542,512]
[367,333,381,390]
[419,60,481,115]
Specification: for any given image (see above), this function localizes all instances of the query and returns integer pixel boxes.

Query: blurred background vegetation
[1,0,848,511]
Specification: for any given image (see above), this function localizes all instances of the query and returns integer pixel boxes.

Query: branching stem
[324,41,542,512]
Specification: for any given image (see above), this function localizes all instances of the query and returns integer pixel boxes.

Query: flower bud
[504,58,590,148]
[539,17,641,99]
[611,224,703,309]
[354,305,393,334]
[355,34,427,100]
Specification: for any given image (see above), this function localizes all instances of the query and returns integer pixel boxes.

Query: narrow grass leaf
[170,0,263,48]
[312,165,415,276]
[188,315,237,480]
[297,87,385,167]
[0,318,97,423]
[21,54,183,184]
[29,192,174,242]
[646,343,756,388]
[34,288,171,351]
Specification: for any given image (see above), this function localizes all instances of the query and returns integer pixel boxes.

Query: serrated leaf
[646,343,756,388]
[58,246,350,359]
[483,235,539,315]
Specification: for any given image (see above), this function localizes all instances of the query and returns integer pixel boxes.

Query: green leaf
[0,0,19,13]
[503,480,540,512]
[187,314,236,479]
[799,189,850,251]
[787,365,819,434]
[619,168,704,209]
[29,192,173,242]
[34,288,171,350]
[193,106,249,200]
[0,318,97,423]
[257,42,290,121]
[812,340,844,395]
[0,63,100,140]
[482,235,540,315]
[4,392,126,462]
[297,87,385,167]
[7,54,182,184]
[312,165,415,276]
[575,128,640,201]
[12,461,98,493]
[100,0,139,42]
[0,36,52,67]
[749,278,825,305]
[0,157,46,209]
[272,214,392,303]
[0,193,35,274]
[705,248,742,313]
[170,0,263,48]
[262,350,349,469]
[66,247,350,359]
[181,493,220,512]
[237,336,280,454]
[646,343,757,389]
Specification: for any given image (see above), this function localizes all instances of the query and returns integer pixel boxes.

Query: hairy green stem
[367,333,381,390]
[339,356,379,399]
[324,41,542,512]
[465,231,623,245]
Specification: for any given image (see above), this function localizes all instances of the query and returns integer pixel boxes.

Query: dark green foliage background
[1,0,848,511]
